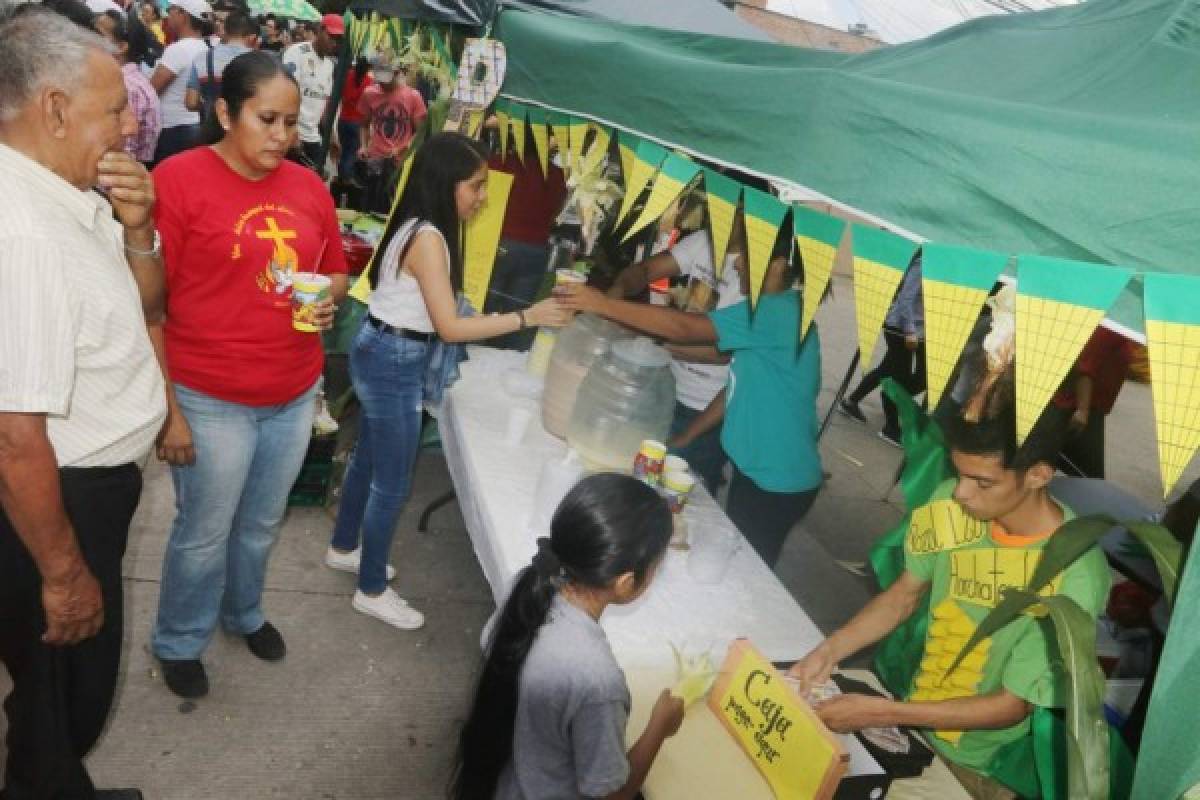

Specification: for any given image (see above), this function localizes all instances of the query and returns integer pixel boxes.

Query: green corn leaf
[1008,590,1110,800]
[1023,514,1122,595]
[943,588,1044,680]
[1122,520,1183,600]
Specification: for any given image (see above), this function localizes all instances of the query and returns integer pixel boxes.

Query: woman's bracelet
[124,228,161,258]
[516,309,527,330]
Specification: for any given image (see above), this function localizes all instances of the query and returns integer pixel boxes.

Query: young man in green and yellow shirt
[790,395,1110,798]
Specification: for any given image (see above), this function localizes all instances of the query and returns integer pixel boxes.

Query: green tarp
[495,0,1200,335]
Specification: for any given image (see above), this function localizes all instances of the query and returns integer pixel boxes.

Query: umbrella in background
[246,0,319,21]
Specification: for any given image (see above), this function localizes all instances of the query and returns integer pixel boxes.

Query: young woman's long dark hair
[369,132,488,294]
[449,473,672,800]
[200,50,297,145]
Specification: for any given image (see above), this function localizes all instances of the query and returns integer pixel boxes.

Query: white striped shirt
[0,144,166,467]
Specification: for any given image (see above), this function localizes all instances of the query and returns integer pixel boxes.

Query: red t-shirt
[153,147,347,406]
[1052,326,1136,415]
[358,83,427,160]
[488,150,566,246]
[339,68,373,124]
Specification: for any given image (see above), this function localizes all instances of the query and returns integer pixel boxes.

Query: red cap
[321,13,345,35]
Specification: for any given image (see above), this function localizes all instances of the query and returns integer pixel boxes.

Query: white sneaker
[324,546,397,582]
[352,588,425,630]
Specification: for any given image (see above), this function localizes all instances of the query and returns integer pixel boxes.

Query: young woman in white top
[328,132,567,629]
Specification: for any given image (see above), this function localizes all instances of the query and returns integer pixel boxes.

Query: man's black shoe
[245,621,286,662]
[160,658,208,698]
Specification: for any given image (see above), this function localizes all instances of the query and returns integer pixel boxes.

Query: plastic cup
[291,272,332,332]
[555,269,587,286]
[505,406,534,446]
[688,527,738,584]
[664,455,689,475]
[663,469,696,514]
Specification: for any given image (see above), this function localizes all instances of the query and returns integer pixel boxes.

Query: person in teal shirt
[557,246,822,566]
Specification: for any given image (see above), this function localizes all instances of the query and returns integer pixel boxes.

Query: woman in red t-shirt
[148,51,348,700]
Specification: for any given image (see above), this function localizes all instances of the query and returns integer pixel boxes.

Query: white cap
[170,0,212,19]
[86,0,124,13]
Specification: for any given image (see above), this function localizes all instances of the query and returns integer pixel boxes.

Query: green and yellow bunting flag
[1014,255,1133,444]
[466,109,484,139]
[509,103,527,164]
[463,169,515,312]
[792,205,845,340]
[525,106,550,178]
[581,124,612,176]
[701,168,741,280]
[920,243,1008,410]
[615,138,667,227]
[547,111,571,170]
[616,130,642,192]
[850,225,918,371]
[623,152,700,242]
[568,116,589,173]
[495,98,511,161]
[1143,273,1200,496]
[349,151,416,304]
[741,187,789,308]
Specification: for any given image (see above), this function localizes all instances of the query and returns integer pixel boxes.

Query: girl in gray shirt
[451,474,684,800]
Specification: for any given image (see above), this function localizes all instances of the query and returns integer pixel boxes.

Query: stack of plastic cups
[527,269,587,376]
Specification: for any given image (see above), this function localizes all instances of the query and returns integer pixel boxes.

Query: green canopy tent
[495,0,1200,337]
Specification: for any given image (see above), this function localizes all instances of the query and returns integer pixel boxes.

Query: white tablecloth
[441,346,825,668]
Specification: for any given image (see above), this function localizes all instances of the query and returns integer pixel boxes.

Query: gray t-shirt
[495,595,631,800]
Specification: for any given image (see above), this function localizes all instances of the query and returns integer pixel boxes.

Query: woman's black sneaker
[160,659,208,698]
[244,621,286,662]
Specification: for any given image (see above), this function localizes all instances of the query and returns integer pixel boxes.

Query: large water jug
[566,337,676,472]
[542,314,632,438]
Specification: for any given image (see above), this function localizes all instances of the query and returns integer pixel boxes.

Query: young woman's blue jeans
[151,381,318,660]
[330,319,431,594]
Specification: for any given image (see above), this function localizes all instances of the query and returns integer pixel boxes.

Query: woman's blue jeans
[330,319,430,594]
[152,380,318,660]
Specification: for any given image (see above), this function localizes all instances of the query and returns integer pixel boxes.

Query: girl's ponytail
[450,542,562,800]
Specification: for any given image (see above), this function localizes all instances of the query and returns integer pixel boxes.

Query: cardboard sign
[708,640,847,800]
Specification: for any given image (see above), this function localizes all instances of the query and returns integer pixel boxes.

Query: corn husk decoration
[557,139,623,256]
[962,283,1016,423]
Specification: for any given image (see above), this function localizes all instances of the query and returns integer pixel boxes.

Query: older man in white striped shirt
[0,8,167,799]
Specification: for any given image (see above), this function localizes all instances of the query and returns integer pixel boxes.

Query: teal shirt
[708,290,822,493]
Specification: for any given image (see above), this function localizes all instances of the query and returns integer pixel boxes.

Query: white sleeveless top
[368,219,451,334]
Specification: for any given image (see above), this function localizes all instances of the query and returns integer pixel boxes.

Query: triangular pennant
[617,130,642,191]
[349,151,416,304]
[792,205,845,340]
[623,152,701,242]
[920,243,1009,410]
[580,124,612,176]
[741,188,790,308]
[547,110,571,172]
[1141,273,1200,496]
[1014,255,1133,444]
[525,106,550,178]
[615,138,667,227]
[466,108,484,139]
[701,168,741,280]
[509,103,527,164]
[568,116,589,174]
[850,225,919,372]
[463,169,515,313]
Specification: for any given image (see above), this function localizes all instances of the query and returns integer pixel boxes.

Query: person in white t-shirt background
[149,0,210,167]
[282,13,342,176]
[606,214,747,493]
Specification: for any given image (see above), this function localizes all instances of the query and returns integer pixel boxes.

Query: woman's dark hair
[352,55,370,87]
[370,131,488,294]
[99,10,152,66]
[201,50,296,144]
[449,474,672,800]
